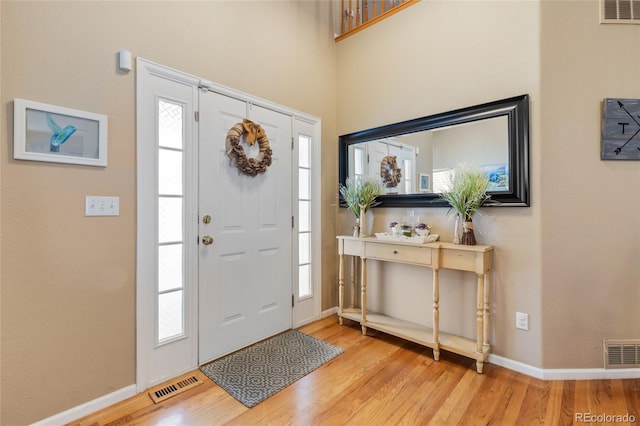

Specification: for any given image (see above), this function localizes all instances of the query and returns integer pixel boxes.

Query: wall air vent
[604,340,640,368]
[601,0,640,23]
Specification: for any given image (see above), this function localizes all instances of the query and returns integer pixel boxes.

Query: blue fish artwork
[46,113,76,152]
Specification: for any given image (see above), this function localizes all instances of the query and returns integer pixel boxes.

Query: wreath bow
[241,119,265,146]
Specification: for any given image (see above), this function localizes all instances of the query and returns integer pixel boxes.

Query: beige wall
[336,0,639,371]
[0,2,337,424]
[539,1,640,368]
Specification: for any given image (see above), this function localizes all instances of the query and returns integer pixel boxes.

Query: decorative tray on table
[374,233,440,244]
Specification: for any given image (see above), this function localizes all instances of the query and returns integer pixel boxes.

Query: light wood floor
[71,316,639,426]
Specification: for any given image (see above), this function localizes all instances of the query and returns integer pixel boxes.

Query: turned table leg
[483,269,491,353]
[338,252,344,325]
[361,257,367,335]
[350,256,356,309]
[432,267,440,361]
[476,273,485,373]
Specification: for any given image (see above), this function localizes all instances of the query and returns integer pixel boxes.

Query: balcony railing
[336,0,419,41]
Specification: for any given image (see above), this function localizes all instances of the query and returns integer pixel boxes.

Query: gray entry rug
[200,329,344,408]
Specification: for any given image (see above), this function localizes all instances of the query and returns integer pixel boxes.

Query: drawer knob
[393,250,398,254]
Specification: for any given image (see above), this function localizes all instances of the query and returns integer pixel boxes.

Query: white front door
[198,90,293,364]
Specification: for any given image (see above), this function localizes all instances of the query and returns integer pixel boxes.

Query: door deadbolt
[202,235,214,246]
[202,215,212,224]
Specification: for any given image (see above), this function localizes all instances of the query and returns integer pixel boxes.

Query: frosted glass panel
[299,135,310,168]
[158,290,183,341]
[299,264,311,298]
[299,233,310,264]
[158,244,183,292]
[158,197,183,243]
[298,168,310,200]
[298,200,310,232]
[297,132,313,301]
[158,100,183,149]
[159,149,183,196]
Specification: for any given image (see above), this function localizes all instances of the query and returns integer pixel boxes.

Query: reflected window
[354,146,365,178]
[403,158,412,194]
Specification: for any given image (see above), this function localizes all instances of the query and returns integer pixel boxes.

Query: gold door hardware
[202,215,212,224]
[201,235,214,246]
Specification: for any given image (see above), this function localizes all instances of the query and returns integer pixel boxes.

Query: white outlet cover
[516,312,529,330]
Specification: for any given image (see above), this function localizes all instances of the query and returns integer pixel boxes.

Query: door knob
[202,215,212,224]
[202,235,214,246]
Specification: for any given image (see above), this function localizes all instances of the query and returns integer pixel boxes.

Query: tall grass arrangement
[339,176,384,218]
[440,164,490,244]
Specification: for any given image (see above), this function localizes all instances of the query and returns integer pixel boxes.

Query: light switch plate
[85,196,120,216]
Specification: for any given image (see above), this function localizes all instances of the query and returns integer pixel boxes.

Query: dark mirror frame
[338,94,530,208]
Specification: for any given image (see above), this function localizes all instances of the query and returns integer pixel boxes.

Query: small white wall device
[118,50,132,72]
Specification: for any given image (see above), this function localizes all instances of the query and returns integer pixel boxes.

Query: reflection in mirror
[348,116,509,195]
[339,95,530,208]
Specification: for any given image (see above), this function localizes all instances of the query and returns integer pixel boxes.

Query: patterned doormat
[200,329,344,408]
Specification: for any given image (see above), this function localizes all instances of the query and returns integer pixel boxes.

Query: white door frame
[136,58,322,392]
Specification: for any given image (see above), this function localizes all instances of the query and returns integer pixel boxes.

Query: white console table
[337,236,493,373]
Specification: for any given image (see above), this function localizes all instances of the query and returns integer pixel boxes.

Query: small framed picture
[419,173,430,193]
[14,98,108,167]
[481,163,509,191]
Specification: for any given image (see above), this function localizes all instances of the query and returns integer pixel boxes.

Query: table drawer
[341,238,364,256]
[441,249,478,272]
[365,243,432,266]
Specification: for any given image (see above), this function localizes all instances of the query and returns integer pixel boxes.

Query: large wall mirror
[338,94,530,208]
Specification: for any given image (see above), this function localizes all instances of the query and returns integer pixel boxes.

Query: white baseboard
[488,354,545,379]
[542,368,640,380]
[540,367,640,380]
[31,384,137,426]
[487,354,640,380]
[321,306,338,318]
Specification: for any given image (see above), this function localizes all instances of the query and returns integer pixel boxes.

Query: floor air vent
[148,375,203,404]
[604,340,640,369]
[601,0,640,23]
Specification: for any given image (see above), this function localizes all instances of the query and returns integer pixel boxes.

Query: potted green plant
[339,176,384,237]
[440,164,490,245]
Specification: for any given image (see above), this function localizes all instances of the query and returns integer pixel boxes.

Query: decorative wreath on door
[380,155,402,188]
[226,119,273,176]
